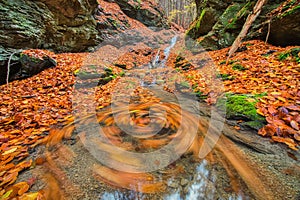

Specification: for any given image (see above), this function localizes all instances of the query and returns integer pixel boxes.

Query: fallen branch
[6,49,22,87]
[226,0,267,64]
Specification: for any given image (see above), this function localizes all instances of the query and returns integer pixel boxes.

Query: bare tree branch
[6,50,22,87]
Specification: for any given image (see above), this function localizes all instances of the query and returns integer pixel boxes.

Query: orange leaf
[272,136,298,150]
[256,109,265,116]
[267,106,277,116]
[93,164,166,193]
[0,172,18,186]
[13,182,30,196]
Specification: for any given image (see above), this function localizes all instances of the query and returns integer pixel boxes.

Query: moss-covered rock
[0,0,98,52]
[0,0,99,84]
[110,0,169,28]
[74,66,124,86]
[216,93,267,130]
[188,0,300,50]
[189,1,253,50]
[18,54,56,78]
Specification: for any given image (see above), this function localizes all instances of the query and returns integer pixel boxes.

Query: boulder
[108,0,169,28]
[16,54,57,79]
[0,0,98,53]
[0,0,99,84]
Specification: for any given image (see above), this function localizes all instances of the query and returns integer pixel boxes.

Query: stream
[18,28,300,200]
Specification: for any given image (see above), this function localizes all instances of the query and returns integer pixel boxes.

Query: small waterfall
[141,35,178,87]
[150,49,160,69]
[161,35,178,67]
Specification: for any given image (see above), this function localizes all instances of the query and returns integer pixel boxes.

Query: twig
[265,18,271,44]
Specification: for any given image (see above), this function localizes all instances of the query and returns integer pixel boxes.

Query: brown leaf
[290,120,299,130]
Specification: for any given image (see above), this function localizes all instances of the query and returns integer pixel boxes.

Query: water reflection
[101,191,142,200]
[185,160,215,200]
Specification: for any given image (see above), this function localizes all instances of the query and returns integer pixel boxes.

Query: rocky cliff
[0,0,169,84]
[187,0,300,50]
[0,0,99,53]
[0,0,99,84]
[95,0,169,41]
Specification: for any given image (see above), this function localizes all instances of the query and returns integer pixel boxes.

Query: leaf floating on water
[139,138,170,149]
[93,164,166,193]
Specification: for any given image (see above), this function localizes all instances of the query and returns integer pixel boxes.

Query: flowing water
[19,28,300,200]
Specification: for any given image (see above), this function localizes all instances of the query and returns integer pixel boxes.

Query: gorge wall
[187,0,300,50]
[0,0,169,84]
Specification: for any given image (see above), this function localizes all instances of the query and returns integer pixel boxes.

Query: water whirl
[28,28,280,200]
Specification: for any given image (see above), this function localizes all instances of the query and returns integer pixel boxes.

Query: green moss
[229,60,239,64]
[179,81,190,89]
[175,68,181,72]
[74,70,102,80]
[20,53,40,63]
[175,55,184,63]
[197,9,206,29]
[278,47,300,63]
[119,70,125,77]
[75,66,122,83]
[280,5,300,18]
[219,2,252,30]
[88,65,97,69]
[186,75,194,79]
[219,60,226,65]
[107,18,120,29]
[216,73,235,81]
[216,93,267,129]
[186,9,206,37]
[243,121,265,130]
[280,0,299,17]
[232,63,247,71]
[245,43,253,46]
[104,67,113,74]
